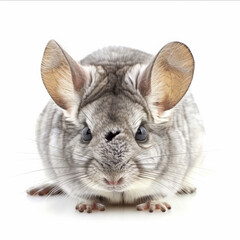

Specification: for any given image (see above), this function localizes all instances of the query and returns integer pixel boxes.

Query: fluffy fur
[34,42,204,210]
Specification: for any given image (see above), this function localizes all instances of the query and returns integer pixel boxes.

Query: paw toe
[75,202,106,213]
[136,201,171,213]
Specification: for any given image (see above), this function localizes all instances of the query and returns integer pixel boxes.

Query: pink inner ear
[140,42,194,114]
[41,40,91,111]
[138,63,152,97]
[70,63,90,92]
[60,48,90,92]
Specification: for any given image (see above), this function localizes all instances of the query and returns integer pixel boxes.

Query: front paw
[136,200,171,213]
[177,185,196,195]
[75,202,105,213]
[27,184,64,196]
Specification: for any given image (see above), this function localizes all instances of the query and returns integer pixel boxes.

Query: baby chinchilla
[27,40,204,213]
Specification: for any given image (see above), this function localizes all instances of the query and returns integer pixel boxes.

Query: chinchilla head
[41,40,194,195]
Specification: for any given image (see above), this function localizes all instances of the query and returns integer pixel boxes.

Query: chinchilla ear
[41,40,90,112]
[138,42,194,119]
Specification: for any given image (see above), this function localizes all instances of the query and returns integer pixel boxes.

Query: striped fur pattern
[36,44,204,205]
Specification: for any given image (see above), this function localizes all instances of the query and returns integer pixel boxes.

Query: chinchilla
[27,40,204,213]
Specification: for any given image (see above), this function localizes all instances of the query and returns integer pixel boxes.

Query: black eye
[135,126,147,142]
[82,127,92,142]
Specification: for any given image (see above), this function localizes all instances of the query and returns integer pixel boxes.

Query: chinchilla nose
[105,130,120,142]
[104,177,123,186]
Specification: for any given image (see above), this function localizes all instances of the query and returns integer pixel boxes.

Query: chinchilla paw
[136,200,171,213]
[27,184,65,196]
[177,184,197,195]
[75,202,105,213]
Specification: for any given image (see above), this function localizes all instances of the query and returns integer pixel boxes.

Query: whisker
[134,149,217,162]
[139,171,198,184]
[16,166,87,177]
[23,138,93,159]
[137,175,177,193]
[129,162,212,174]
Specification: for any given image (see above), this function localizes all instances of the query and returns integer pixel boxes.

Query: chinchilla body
[36,44,204,205]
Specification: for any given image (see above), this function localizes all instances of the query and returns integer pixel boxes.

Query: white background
[0,1,240,240]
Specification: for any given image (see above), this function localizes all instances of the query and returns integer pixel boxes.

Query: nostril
[116,177,123,185]
[105,131,120,142]
[104,177,123,186]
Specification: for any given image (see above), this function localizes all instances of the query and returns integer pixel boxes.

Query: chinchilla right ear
[137,42,194,123]
[41,40,91,113]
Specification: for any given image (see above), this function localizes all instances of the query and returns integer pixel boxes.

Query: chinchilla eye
[135,126,147,142]
[82,127,92,142]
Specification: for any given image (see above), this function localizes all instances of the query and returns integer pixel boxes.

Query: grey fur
[36,45,204,205]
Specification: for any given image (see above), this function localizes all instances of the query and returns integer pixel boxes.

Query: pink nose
[104,177,123,186]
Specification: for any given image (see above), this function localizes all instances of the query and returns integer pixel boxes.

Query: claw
[163,202,171,210]
[86,206,92,213]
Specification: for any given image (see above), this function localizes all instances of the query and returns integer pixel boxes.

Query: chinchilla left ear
[138,42,194,121]
[41,40,91,113]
